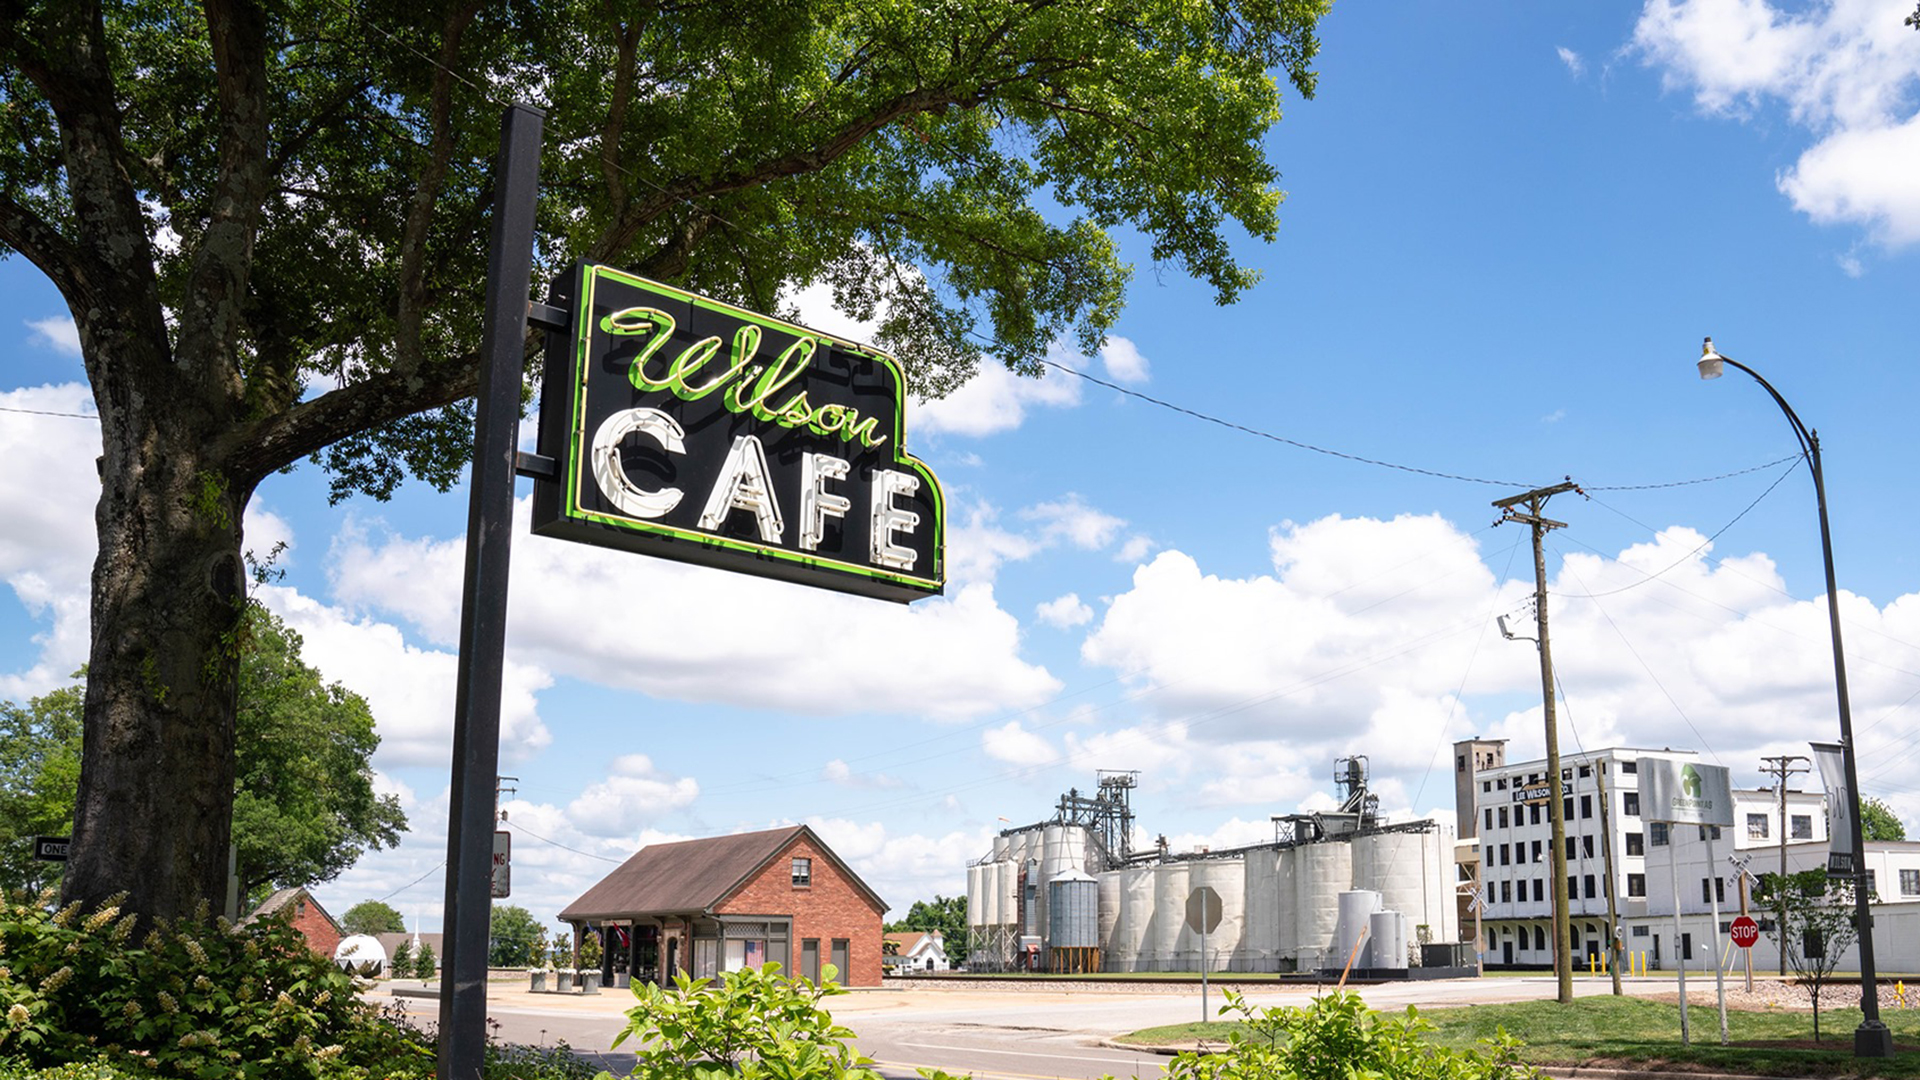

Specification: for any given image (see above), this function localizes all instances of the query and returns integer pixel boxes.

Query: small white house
[883,930,949,972]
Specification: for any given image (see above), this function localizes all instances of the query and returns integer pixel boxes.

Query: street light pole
[1696,337,1892,1059]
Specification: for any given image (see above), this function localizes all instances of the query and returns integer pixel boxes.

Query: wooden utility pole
[1596,769,1624,995]
[1494,480,1579,1005]
[1759,754,1809,976]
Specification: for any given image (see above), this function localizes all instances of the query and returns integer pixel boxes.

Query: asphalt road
[386,974,1686,1079]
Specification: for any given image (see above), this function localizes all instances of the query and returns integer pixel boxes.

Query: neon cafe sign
[532,263,944,602]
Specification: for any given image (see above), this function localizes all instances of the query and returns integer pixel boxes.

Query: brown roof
[559,824,884,922]
[244,886,342,935]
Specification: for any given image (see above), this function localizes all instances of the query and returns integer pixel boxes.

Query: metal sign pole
[438,101,544,1080]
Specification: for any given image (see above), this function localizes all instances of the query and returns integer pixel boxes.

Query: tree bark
[66,389,250,920]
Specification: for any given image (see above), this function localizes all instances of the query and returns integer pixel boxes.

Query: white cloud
[1099,336,1151,384]
[259,583,554,768]
[821,759,906,790]
[917,357,1081,437]
[1634,0,1920,246]
[567,754,700,837]
[1023,495,1125,550]
[0,384,99,698]
[26,317,81,357]
[1557,46,1587,77]
[982,721,1060,766]
[1036,593,1095,629]
[1073,513,1920,819]
[945,494,1135,585]
[1115,535,1155,564]
[328,499,1061,721]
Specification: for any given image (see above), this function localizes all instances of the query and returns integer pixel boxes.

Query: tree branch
[173,0,275,405]
[394,1,482,374]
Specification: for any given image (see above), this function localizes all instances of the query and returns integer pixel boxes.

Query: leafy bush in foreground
[602,963,877,1080]
[0,892,431,1080]
[1163,991,1545,1080]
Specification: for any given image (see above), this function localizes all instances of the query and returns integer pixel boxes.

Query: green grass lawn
[1120,996,1920,1077]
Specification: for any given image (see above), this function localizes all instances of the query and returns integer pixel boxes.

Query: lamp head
[1698,337,1725,380]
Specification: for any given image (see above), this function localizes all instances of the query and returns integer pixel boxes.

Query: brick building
[560,825,887,987]
[245,886,345,959]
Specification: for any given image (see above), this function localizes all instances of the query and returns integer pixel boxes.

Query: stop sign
[1730,915,1759,948]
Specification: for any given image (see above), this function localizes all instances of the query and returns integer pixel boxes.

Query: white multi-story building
[1455,738,1829,970]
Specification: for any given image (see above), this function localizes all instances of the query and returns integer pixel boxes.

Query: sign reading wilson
[532,263,945,602]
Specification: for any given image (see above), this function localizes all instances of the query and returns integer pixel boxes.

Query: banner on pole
[1810,741,1855,878]
[1639,757,1733,827]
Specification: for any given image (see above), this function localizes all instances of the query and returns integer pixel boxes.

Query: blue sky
[4,1,1919,934]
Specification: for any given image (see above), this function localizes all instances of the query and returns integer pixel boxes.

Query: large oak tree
[0,0,1326,921]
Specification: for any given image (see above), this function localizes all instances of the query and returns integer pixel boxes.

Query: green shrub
[0,1059,148,1080]
[1162,991,1544,1080]
[602,963,877,1080]
[0,892,432,1080]
[412,942,436,981]
[484,1040,601,1080]
[390,938,414,978]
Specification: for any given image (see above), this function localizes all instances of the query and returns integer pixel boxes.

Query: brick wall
[718,836,884,986]
[288,895,344,960]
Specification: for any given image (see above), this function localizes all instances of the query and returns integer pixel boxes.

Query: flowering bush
[0,892,430,1080]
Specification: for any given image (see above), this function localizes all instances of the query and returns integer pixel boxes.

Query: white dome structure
[333,934,389,973]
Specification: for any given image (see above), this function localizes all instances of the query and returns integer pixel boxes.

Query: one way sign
[33,836,70,861]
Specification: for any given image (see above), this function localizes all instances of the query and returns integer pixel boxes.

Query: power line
[377,860,446,903]
[1556,458,1803,600]
[0,405,96,419]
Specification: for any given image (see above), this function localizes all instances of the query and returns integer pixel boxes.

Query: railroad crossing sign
[1186,886,1223,935]
[1729,915,1759,949]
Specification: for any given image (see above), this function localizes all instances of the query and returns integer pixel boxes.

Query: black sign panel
[1511,784,1552,805]
[33,836,69,861]
[532,263,944,602]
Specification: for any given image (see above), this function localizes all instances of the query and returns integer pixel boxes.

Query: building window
[1621,760,1638,774]
[1498,806,1509,829]
[1483,781,1492,793]
[1803,930,1824,959]
[1623,792,1640,817]
[1582,835,1595,859]
[1698,825,1721,841]
[1650,822,1669,846]
[1497,777,1508,789]
[1626,832,1644,856]
[1866,870,1877,897]
[1530,804,1541,826]
[1499,844,1510,866]
[1580,794,1593,820]
[791,857,812,887]
[1533,878,1544,902]
[1565,836,1576,860]
[1564,797,1575,820]
[1628,873,1646,898]
[1632,924,1649,937]
[1458,755,1467,773]
[1901,869,1920,897]
[1533,926,1546,951]
[1501,881,1512,904]
[1682,933,1693,960]
[1584,875,1596,899]
[1791,814,1813,839]
[1567,876,1577,901]
[1702,879,1712,904]
[1747,813,1770,840]
[1530,840,1542,864]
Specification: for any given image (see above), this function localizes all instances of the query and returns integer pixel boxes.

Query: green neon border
[560,263,946,592]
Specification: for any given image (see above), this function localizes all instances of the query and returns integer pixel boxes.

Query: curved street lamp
[1697,337,1892,1058]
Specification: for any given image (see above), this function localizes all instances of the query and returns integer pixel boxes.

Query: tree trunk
[63,392,249,923]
